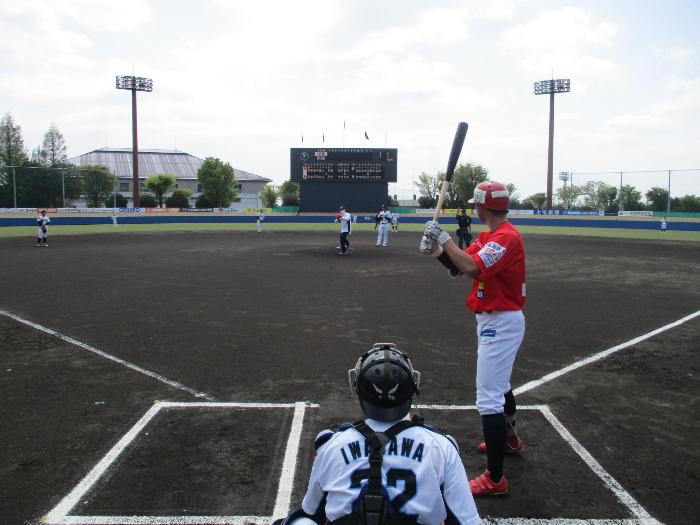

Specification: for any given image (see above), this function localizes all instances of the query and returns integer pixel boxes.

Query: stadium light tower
[116,75,153,207]
[534,78,570,210]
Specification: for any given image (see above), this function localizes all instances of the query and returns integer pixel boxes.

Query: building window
[139,182,145,191]
[235,183,242,191]
[119,182,129,192]
[234,197,241,202]
[197,184,203,193]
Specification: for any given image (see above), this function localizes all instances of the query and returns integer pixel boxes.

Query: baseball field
[1,226,698,525]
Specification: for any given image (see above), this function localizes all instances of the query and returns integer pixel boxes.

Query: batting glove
[425,220,450,243]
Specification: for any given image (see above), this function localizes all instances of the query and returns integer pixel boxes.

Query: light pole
[558,171,571,209]
[116,75,153,207]
[534,78,570,210]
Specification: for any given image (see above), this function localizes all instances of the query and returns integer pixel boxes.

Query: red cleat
[469,469,509,496]
[478,434,523,454]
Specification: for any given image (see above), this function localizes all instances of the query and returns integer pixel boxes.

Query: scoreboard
[290,148,397,183]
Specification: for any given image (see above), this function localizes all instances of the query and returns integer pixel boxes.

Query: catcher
[274,343,480,525]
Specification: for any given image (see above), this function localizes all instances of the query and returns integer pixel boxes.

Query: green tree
[260,184,279,208]
[0,112,28,167]
[645,187,669,211]
[81,165,115,207]
[435,170,459,208]
[195,193,213,208]
[197,157,238,207]
[620,184,643,211]
[145,173,177,207]
[387,194,400,207]
[11,163,81,207]
[505,183,521,209]
[139,193,157,207]
[165,188,193,208]
[279,180,300,206]
[105,193,129,208]
[452,163,489,207]
[678,194,700,212]
[556,185,581,209]
[41,124,68,166]
[580,181,617,211]
[418,195,436,208]
[414,172,440,202]
[524,192,547,210]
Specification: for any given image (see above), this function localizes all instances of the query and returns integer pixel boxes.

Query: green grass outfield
[1,221,699,241]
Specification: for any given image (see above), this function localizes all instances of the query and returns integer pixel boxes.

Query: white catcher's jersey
[301,419,480,525]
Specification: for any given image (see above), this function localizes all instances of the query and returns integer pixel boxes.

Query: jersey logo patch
[477,241,506,268]
[480,328,496,338]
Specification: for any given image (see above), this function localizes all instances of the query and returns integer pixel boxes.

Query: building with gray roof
[68,148,271,210]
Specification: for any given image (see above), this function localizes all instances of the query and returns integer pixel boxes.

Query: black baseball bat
[433,122,468,221]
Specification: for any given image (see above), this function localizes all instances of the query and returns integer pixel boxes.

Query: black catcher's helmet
[348,343,421,422]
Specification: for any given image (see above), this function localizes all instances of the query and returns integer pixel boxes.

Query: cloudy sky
[2,0,699,200]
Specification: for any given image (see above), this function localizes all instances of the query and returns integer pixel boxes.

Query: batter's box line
[414,404,659,525]
[44,401,318,525]
[45,403,659,525]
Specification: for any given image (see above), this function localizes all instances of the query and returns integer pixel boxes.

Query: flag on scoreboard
[365,131,369,140]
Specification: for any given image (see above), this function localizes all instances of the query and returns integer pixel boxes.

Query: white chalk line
[58,516,270,524]
[514,309,700,396]
[0,309,212,400]
[56,517,655,525]
[45,403,163,523]
[45,404,658,525]
[44,402,318,525]
[538,406,658,524]
[415,404,658,524]
[481,518,659,525]
[272,401,309,519]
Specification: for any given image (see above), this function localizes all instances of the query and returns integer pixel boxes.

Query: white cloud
[503,6,616,51]
[502,6,617,77]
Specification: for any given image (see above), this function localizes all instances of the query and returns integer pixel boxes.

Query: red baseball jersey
[465,221,526,311]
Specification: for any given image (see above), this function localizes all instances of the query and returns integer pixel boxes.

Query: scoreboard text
[290,148,397,183]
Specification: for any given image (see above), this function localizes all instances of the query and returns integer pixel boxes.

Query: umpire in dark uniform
[456,208,472,249]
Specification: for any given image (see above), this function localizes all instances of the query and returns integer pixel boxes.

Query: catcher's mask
[348,343,421,422]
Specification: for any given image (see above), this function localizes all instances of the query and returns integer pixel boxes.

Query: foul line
[0,309,212,401]
[416,404,659,525]
[514,309,700,396]
[538,406,658,524]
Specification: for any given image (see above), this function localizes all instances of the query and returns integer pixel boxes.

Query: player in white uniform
[337,206,352,255]
[275,343,480,525]
[257,210,265,232]
[36,210,50,246]
[111,213,118,227]
[376,206,392,247]
[391,211,399,231]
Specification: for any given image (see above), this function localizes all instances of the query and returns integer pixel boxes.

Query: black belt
[475,310,493,314]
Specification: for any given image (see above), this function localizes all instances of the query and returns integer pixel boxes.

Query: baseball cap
[339,206,345,210]
[468,181,509,211]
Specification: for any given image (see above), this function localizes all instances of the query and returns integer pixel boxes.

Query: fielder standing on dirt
[376,205,392,247]
[420,180,526,497]
[36,209,50,246]
[336,206,352,255]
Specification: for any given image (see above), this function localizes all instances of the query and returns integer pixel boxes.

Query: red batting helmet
[468,181,510,211]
